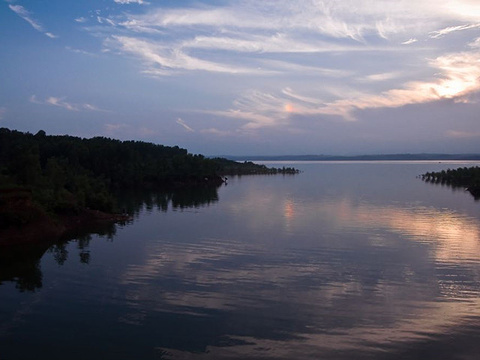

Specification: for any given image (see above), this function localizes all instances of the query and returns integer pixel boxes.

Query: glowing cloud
[212,50,480,127]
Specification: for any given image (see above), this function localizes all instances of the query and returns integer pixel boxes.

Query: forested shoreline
[422,167,480,199]
[0,128,298,245]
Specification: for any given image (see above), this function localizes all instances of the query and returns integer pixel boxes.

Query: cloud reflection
[116,178,480,358]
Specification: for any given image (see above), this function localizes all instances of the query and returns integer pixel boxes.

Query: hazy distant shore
[223,154,480,162]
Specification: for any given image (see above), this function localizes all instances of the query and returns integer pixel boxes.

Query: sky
[1,0,480,155]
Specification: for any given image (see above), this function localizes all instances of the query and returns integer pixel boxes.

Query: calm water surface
[1,161,480,359]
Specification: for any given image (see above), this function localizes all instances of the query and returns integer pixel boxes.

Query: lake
[1,161,480,360]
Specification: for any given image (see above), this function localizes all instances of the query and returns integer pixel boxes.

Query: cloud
[106,36,267,75]
[401,38,418,45]
[295,51,480,120]
[45,97,80,111]
[358,72,403,82]
[65,46,97,56]
[176,118,195,132]
[261,59,351,77]
[82,103,112,112]
[30,95,111,112]
[8,5,43,31]
[469,37,480,48]
[181,33,366,54]
[75,17,88,23]
[319,51,480,118]
[429,23,480,39]
[114,0,147,4]
[205,90,291,130]
[8,4,58,38]
[100,0,446,77]
[92,0,480,79]
[80,0,480,140]
[119,1,433,41]
[207,49,480,127]
[0,107,6,120]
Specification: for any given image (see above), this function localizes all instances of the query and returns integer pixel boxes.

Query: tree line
[0,128,298,219]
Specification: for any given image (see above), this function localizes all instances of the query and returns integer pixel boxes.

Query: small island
[421,166,480,199]
[0,128,298,246]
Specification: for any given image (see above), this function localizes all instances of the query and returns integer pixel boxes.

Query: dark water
[1,161,480,360]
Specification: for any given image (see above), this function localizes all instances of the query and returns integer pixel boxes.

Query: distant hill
[223,154,480,162]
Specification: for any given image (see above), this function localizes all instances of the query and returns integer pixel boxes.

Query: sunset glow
[284,103,294,113]
[1,0,480,154]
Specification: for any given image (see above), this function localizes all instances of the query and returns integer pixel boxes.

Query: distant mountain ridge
[222,154,480,161]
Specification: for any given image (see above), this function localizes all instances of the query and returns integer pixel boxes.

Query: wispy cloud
[180,33,367,54]
[83,103,111,112]
[8,4,58,38]
[402,38,418,45]
[106,36,267,75]
[317,51,480,119]
[30,95,111,112]
[65,46,97,56]
[31,95,78,111]
[117,1,432,41]
[99,0,445,77]
[176,118,195,132]
[0,107,6,120]
[358,71,403,82]
[205,90,291,130]
[114,0,147,4]
[429,23,480,39]
[207,49,480,127]
[64,0,480,139]
[45,96,79,111]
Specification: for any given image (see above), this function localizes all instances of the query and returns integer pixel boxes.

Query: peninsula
[0,128,298,245]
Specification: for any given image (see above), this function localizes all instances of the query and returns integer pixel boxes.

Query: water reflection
[0,186,220,293]
[2,163,480,360]
[311,199,480,265]
[115,172,480,358]
[119,232,480,353]
[117,187,220,218]
[0,245,45,292]
[48,234,97,266]
[0,222,116,291]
